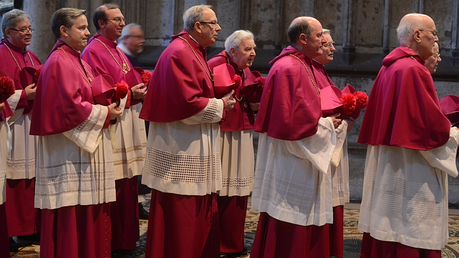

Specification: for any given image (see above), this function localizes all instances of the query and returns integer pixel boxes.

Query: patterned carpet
[9,198,459,258]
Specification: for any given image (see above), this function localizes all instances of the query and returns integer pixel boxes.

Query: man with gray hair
[250,16,342,257]
[358,13,459,257]
[117,23,145,67]
[140,4,235,258]
[0,8,41,245]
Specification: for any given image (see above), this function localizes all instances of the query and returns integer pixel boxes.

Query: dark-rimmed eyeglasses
[106,17,125,24]
[8,27,34,34]
[199,21,219,28]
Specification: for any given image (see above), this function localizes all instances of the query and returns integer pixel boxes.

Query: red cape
[140,31,213,122]
[82,33,141,106]
[0,38,41,114]
[208,50,255,131]
[30,41,95,136]
[311,60,335,89]
[358,46,450,150]
[253,46,322,141]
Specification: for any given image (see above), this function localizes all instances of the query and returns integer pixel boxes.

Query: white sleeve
[284,117,337,174]
[181,98,224,125]
[62,105,108,153]
[420,127,459,177]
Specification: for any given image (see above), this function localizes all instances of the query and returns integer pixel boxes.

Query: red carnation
[341,93,356,115]
[255,76,266,89]
[141,70,152,84]
[354,91,368,110]
[0,76,15,103]
[115,80,129,99]
[233,75,242,89]
[34,68,42,83]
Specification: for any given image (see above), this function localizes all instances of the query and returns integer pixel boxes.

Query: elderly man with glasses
[140,4,235,258]
[358,13,459,258]
[117,23,145,68]
[0,8,41,247]
[81,3,147,254]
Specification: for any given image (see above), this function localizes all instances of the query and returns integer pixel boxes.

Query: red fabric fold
[358,46,450,150]
[254,46,321,141]
[140,31,213,122]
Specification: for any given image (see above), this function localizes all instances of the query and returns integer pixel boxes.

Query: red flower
[115,80,129,99]
[255,76,266,89]
[0,76,15,102]
[233,75,242,89]
[341,93,356,115]
[34,68,42,83]
[354,91,368,110]
[141,70,152,84]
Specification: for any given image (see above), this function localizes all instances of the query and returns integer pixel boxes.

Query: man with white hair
[140,4,235,258]
[358,13,459,257]
[117,23,145,67]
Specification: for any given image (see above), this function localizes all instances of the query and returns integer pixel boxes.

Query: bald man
[250,16,342,257]
[358,13,459,257]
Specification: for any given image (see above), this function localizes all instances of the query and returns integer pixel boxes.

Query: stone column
[342,0,356,64]
[452,0,459,67]
[23,1,57,62]
[382,0,390,55]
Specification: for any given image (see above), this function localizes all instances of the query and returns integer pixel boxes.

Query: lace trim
[202,98,219,123]
[144,147,221,184]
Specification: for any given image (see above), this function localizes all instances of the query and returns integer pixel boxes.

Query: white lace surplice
[358,128,459,250]
[252,117,337,227]
[142,98,224,196]
[34,105,116,209]
[0,120,7,204]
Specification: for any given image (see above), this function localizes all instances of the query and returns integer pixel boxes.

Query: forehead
[202,8,216,21]
[73,15,88,26]
[130,26,143,35]
[240,37,255,46]
[14,18,31,28]
[323,34,333,42]
[106,8,123,18]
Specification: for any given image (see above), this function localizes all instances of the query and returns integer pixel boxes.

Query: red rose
[141,70,152,84]
[0,76,15,102]
[354,91,368,110]
[233,75,242,89]
[115,80,129,99]
[341,93,356,115]
[34,68,42,83]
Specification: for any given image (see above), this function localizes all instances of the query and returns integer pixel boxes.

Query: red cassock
[208,51,254,254]
[82,33,141,250]
[30,40,111,258]
[312,60,346,258]
[251,46,330,258]
[140,30,221,258]
[357,46,451,257]
[0,38,42,238]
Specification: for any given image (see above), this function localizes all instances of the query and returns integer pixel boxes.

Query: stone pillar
[452,0,459,68]
[382,0,390,55]
[23,1,57,62]
[342,0,356,64]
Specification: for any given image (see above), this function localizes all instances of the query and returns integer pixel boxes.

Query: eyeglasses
[107,17,125,24]
[199,21,219,28]
[8,27,34,34]
[419,29,438,37]
[433,53,441,59]
[322,42,334,48]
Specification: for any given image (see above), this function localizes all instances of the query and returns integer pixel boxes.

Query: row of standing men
[0,3,454,258]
